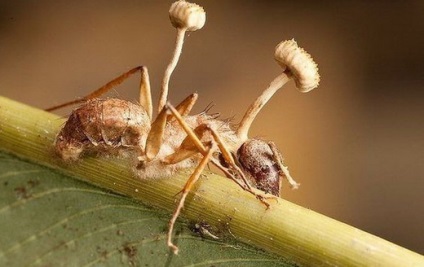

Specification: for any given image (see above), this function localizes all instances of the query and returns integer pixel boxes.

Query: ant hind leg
[45,66,152,116]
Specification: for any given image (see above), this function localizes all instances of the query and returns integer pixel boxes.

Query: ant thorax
[136,111,240,180]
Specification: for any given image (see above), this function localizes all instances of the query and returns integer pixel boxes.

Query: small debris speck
[120,243,137,266]
[14,186,31,199]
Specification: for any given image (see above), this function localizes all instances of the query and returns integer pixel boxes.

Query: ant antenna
[202,102,215,114]
[158,0,206,113]
[236,39,320,141]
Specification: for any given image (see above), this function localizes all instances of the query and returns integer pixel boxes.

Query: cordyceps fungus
[236,39,320,141]
[235,39,320,191]
[44,0,321,256]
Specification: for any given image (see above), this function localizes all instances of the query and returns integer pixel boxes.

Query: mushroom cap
[169,0,206,31]
[274,39,320,92]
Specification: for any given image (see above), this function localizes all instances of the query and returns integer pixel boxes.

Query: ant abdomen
[55,98,150,161]
[237,139,282,196]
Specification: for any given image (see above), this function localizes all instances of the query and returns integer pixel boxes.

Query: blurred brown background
[1,1,423,254]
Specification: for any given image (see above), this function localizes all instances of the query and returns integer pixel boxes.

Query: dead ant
[46,1,320,254]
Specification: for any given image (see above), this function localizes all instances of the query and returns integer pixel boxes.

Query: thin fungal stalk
[158,28,187,112]
[237,72,291,141]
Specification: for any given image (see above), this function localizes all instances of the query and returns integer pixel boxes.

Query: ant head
[236,139,283,196]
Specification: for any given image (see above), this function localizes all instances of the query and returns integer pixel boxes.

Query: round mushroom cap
[169,0,206,32]
[275,39,320,92]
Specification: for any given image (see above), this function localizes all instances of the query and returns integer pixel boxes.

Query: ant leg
[167,143,215,255]
[167,93,198,122]
[138,66,152,119]
[145,93,198,161]
[163,103,208,154]
[268,141,300,190]
[45,66,152,116]
[145,107,168,161]
[163,123,252,190]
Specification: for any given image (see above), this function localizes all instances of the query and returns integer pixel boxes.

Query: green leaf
[0,152,291,267]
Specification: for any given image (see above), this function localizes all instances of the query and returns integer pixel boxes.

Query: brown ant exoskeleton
[46,1,320,254]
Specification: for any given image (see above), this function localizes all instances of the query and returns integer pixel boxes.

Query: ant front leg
[268,141,300,189]
[166,143,216,255]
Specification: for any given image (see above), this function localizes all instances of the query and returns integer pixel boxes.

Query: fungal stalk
[236,39,320,141]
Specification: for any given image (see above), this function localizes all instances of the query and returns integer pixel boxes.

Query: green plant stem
[0,96,423,266]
